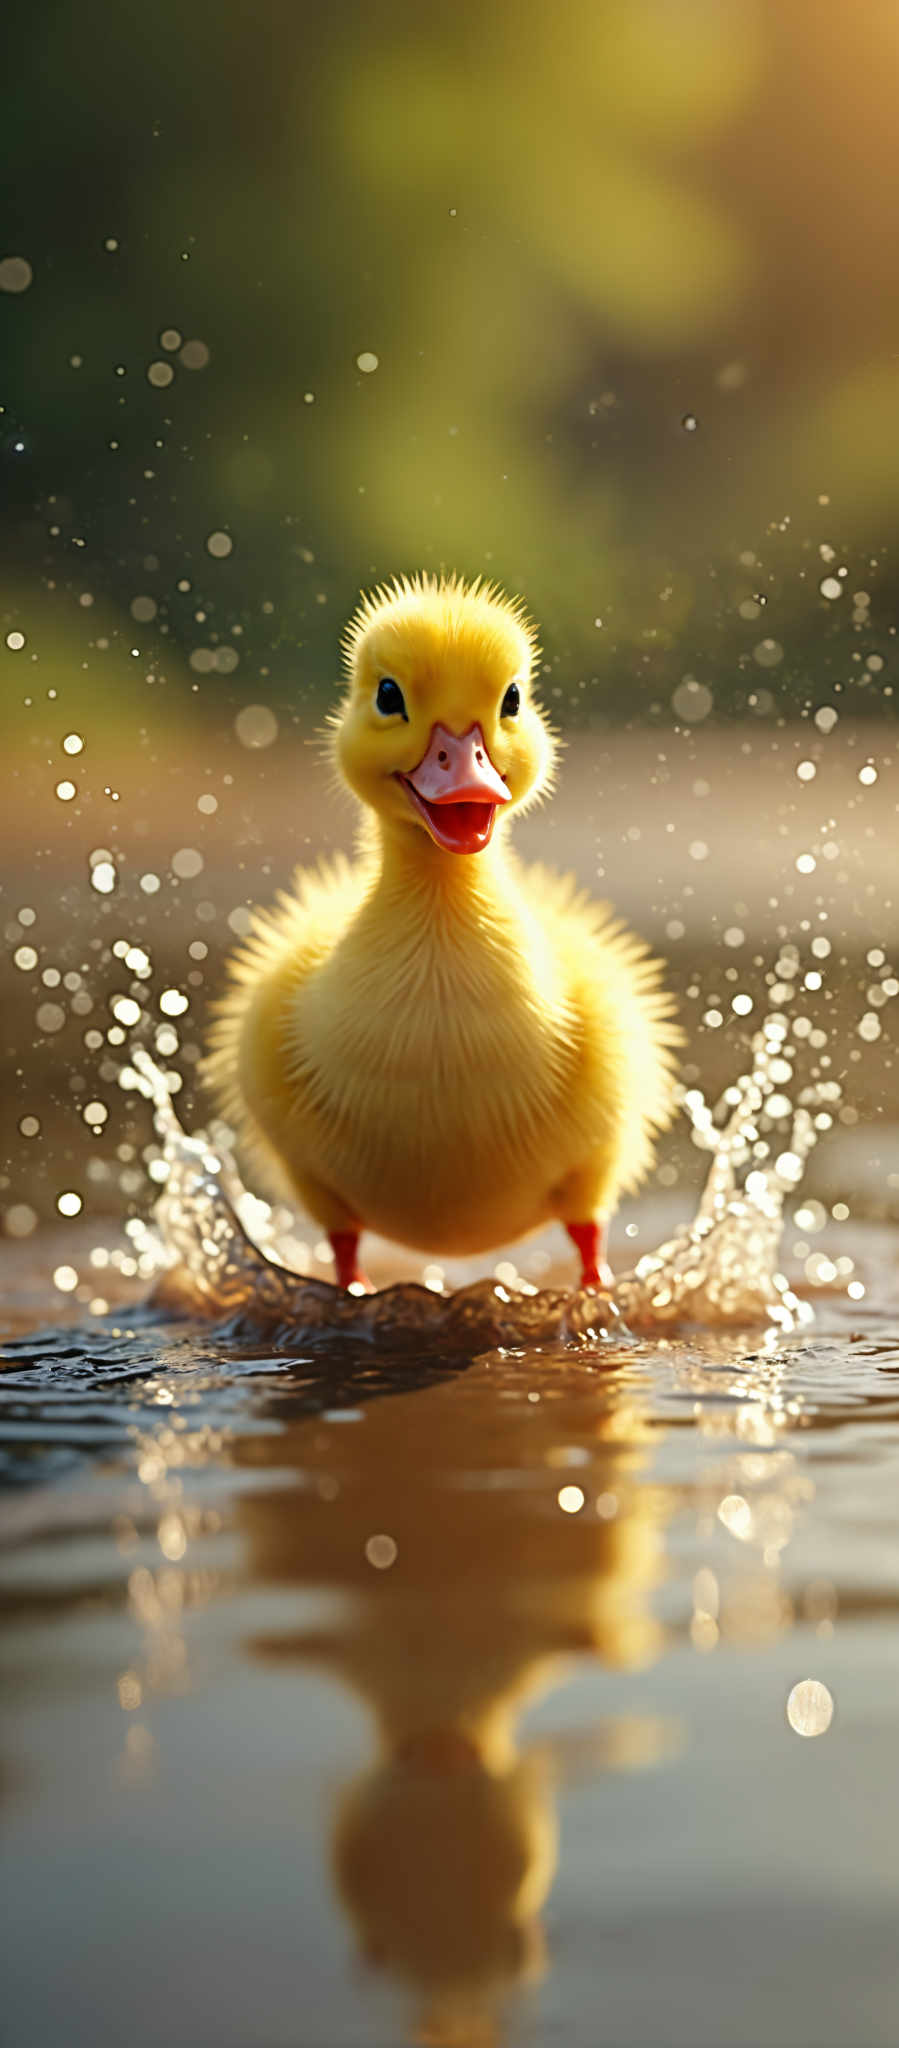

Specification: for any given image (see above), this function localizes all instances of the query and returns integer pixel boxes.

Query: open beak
[399,722,510,854]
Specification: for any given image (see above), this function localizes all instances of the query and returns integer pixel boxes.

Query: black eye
[375,676,407,719]
[500,681,520,718]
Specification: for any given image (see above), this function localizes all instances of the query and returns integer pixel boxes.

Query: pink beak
[400,723,510,854]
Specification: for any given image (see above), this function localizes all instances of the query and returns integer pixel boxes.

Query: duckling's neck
[371,816,515,918]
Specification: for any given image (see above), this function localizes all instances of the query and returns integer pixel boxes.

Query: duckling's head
[334,574,555,855]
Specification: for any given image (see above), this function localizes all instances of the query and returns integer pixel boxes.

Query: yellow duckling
[205,573,678,1290]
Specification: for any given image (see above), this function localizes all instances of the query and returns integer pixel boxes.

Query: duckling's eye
[375,676,408,720]
[500,681,520,719]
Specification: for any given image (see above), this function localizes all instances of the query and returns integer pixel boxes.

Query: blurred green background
[3,0,899,1241]
[4,0,899,730]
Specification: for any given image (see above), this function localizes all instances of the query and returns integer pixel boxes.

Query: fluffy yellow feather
[204,573,679,1287]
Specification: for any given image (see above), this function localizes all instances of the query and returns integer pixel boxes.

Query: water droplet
[234,703,278,749]
[356,351,379,373]
[158,1513,186,1561]
[159,988,189,1017]
[206,530,233,559]
[171,847,203,880]
[718,1495,753,1541]
[179,339,210,370]
[753,638,783,668]
[775,1151,804,1183]
[819,576,842,600]
[5,1204,37,1237]
[36,1002,66,1033]
[147,361,174,388]
[6,630,25,650]
[682,413,698,432]
[787,1679,833,1737]
[0,256,33,293]
[672,678,713,723]
[111,996,142,1028]
[558,1485,585,1514]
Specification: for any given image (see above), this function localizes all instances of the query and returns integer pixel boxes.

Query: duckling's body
[206,576,678,1285]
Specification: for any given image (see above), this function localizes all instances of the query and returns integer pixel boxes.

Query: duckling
[205,573,678,1290]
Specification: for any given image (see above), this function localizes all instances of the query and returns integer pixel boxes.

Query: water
[3,1266,899,2045]
[3,1021,899,2045]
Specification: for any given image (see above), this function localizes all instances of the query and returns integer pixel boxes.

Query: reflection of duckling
[236,1357,668,2044]
[206,574,678,1289]
[333,1743,551,2048]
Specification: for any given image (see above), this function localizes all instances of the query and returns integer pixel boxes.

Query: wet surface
[2,1222,899,2048]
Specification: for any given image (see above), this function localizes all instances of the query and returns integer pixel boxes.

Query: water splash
[124,1000,829,1346]
[620,1010,819,1331]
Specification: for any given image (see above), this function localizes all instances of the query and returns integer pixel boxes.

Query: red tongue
[420,797,495,853]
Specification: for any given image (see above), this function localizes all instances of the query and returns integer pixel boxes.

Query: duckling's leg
[329,1229,375,1294]
[565,1220,613,1291]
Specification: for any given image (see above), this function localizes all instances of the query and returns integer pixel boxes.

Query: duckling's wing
[201,852,364,1180]
[521,859,681,1195]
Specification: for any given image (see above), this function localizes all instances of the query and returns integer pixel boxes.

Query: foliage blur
[4,0,899,734]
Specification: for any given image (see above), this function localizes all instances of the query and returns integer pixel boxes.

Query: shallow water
[3,1216,899,2048]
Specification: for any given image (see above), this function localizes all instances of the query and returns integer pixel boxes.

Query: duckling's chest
[289,896,578,1230]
